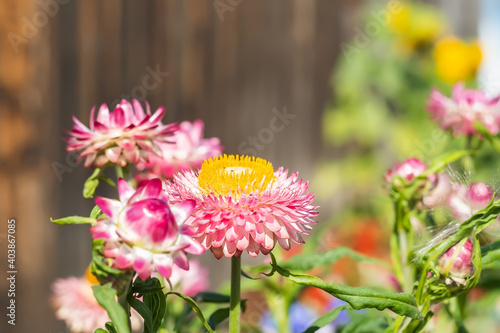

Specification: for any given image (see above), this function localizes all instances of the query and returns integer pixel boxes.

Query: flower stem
[229,256,241,333]
[118,277,132,332]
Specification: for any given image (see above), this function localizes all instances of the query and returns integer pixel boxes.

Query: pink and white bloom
[448,182,495,221]
[427,83,500,137]
[66,99,178,168]
[385,158,431,184]
[167,259,209,297]
[51,269,141,332]
[437,239,474,286]
[90,178,204,280]
[137,120,223,180]
[166,155,318,259]
[423,173,452,208]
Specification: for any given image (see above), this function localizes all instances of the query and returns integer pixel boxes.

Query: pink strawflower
[90,178,205,280]
[66,99,178,168]
[422,173,452,208]
[167,259,209,297]
[51,268,141,332]
[166,155,318,259]
[448,182,495,221]
[137,120,223,180]
[385,158,429,184]
[437,239,474,286]
[427,83,500,136]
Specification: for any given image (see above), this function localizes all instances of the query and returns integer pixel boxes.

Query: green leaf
[303,305,350,333]
[131,277,164,295]
[241,269,260,280]
[50,216,96,225]
[424,150,472,175]
[143,280,166,333]
[92,283,131,333]
[208,307,230,330]
[481,239,500,269]
[90,205,104,219]
[128,296,155,333]
[275,266,422,320]
[166,292,215,333]
[84,168,101,198]
[194,292,231,304]
[90,239,124,283]
[94,329,108,333]
[128,277,166,333]
[104,322,118,333]
[278,247,392,272]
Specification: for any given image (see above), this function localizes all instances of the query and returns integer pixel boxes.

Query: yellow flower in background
[389,2,445,51]
[434,37,482,83]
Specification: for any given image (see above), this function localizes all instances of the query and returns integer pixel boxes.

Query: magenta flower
[90,178,204,280]
[448,182,495,221]
[137,120,223,180]
[167,259,209,297]
[51,268,141,332]
[385,158,429,184]
[437,239,474,286]
[166,155,318,259]
[66,99,178,168]
[427,83,500,136]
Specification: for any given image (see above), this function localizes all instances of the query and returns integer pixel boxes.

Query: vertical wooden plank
[0,0,61,331]
[98,0,123,104]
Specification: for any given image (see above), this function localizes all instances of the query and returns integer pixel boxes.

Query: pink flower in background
[51,268,141,332]
[66,99,178,168]
[422,173,452,208]
[427,83,500,136]
[385,158,429,184]
[137,120,223,180]
[167,259,209,297]
[448,182,495,221]
[166,155,318,259]
[437,239,474,286]
[90,178,204,280]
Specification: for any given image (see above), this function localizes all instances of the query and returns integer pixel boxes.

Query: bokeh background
[0,0,484,332]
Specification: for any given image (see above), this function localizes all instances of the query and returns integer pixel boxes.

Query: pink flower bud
[449,182,495,221]
[385,158,427,184]
[465,182,494,210]
[437,239,474,286]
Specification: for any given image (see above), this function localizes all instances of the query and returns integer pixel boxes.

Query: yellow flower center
[198,155,276,196]
[85,266,100,285]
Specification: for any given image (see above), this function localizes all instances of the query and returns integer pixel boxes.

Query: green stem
[449,297,469,333]
[230,256,241,333]
[118,277,132,332]
[115,165,124,179]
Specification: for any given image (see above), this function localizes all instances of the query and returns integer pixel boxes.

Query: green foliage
[415,199,500,303]
[481,240,500,269]
[84,168,101,198]
[128,277,166,333]
[92,283,131,333]
[274,266,422,320]
[277,246,392,272]
[50,216,96,225]
[166,292,216,333]
[90,239,126,284]
[303,305,351,333]
[94,322,119,333]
